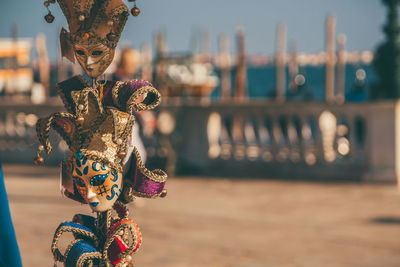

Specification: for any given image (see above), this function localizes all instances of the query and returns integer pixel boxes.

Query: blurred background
[2,0,400,266]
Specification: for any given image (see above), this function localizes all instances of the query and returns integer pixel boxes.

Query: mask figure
[74,43,115,79]
[57,0,129,78]
[36,1,168,266]
[73,152,122,212]
[36,77,167,267]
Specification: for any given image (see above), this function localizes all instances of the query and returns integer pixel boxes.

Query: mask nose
[87,56,95,65]
[87,188,97,199]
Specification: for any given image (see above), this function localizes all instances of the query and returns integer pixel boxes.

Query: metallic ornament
[34,154,45,165]
[118,151,126,158]
[78,14,85,21]
[76,117,85,125]
[82,33,90,40]
[131,6,140,16]
[160,189,167,198]
[45,13,55,23]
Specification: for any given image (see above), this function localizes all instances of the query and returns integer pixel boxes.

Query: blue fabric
[0,161,22,267]
[65,240,98,267]
[74,214,96,232]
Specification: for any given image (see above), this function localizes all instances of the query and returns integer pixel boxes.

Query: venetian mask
[74,43,115,78]
[72,151,122,212]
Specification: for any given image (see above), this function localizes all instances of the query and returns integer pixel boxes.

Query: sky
[0,0,387,61]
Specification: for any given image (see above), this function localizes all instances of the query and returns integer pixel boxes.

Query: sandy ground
[3,165,400,267]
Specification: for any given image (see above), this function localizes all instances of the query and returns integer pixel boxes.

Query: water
[212,63,377,102]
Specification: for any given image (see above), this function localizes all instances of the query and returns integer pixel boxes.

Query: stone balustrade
[158,99,400,183]
[0,97,399,183]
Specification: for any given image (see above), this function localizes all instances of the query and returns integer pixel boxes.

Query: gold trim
[76,251,102,267]
[133,147,168,183]
[51,221,100,263]
[126,86,161,113]
[79,149,123,173]
[132,190,164,199]
[112,81,125,108]
[103,221,141,266]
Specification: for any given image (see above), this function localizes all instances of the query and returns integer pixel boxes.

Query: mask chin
[89,201,111,212]
[82,65,109,79]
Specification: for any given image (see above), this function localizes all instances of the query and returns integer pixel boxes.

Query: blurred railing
[0,98,399,182]
[159,99,399,182]
[0,97,66,165]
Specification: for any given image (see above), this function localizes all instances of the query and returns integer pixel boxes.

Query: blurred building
[0,38,33,96]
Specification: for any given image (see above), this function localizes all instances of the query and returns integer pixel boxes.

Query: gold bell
[34,154,45,165]
[131,6,140,16]
[44,13,55,23]
[160,189,167,198]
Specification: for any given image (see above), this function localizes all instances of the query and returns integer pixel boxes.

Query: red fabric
[107,237,127,266]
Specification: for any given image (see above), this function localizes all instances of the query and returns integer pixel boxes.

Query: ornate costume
[36,1,167,266]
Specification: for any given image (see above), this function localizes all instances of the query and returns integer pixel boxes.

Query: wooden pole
[218,34,231,100]
[288,41,298,93]
[336,33,347,104]
[275,24,287,102]
[155,31,168,96]
[36,33,50,98]
[233,28,247,100]
[325,15,336,104]
[141,44,153,82]
[200,29,211,63]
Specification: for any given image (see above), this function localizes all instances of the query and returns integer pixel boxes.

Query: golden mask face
[72,151,122,212]
[74,43,115,78]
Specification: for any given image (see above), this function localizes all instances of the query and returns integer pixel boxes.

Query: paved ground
[3,165,400,267]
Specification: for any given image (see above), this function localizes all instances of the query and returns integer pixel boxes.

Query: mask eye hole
[73,177,85,187]
[90,172,109,186]
[91,50,103,56]
[76,50,85,56]
[90,177,106,186]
